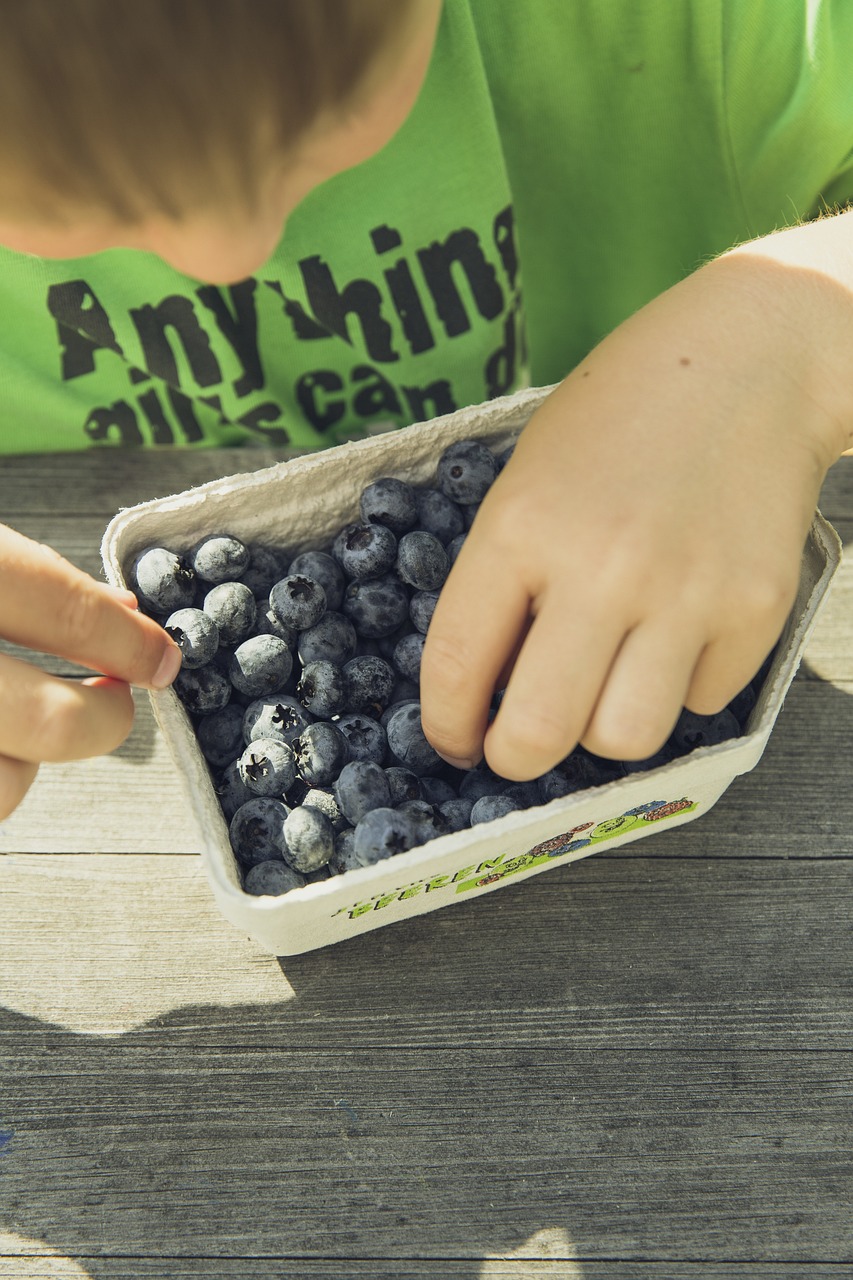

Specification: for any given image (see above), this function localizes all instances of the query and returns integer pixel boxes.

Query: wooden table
[0,448,850,1280]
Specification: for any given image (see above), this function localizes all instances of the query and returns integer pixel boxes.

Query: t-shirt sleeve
[722,0,853,228]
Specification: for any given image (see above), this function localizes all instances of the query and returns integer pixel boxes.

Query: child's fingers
[0,755,39,821]
[0,525,181,690]
[482,596,628,781]
[685,627,782,716]
[0,657,135,763]
[419,546,530,769]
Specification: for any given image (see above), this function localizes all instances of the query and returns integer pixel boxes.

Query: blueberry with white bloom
[228,634,293,698]
[301,786,348,832]
[333,521,397,582]
[243,694,314,749]
[132,546,195,614]
[203,580,257,646]
[238,737,296,797]
[436,439,498,504]
[269,574,327,631]
[343,655,396,717]
[296,660,347,718]
[189,534,249,584]
[282,805,336,873]
[164,607,220,669]
[293,721,349,786]
[244,860,306,896]
[392,631,425,683]
[360,477,419,536]
[336,713,387,765]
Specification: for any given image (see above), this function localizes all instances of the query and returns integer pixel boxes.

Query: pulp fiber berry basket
[101,385,842,956]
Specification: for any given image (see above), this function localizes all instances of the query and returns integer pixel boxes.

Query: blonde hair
[0,0,418,222]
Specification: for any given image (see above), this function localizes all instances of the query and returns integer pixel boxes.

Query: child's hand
[0,525,182,818]
[420,251,851,781]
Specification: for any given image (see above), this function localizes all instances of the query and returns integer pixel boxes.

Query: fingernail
[105,584,140,609]
[151,643,183,689]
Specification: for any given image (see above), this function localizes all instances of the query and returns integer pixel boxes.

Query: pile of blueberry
[130,437,759,897]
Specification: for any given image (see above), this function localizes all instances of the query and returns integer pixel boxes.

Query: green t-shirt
[0,0,852,453]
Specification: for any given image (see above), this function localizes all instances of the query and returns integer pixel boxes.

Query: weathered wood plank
[0,855,849,1047]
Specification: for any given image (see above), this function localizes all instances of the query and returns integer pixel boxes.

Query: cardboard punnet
[102,385,842,955]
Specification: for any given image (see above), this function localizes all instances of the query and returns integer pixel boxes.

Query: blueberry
[173,663,232,715]
[203,581,257,646]
[419,776,457,806]
[385,766,422,805]
[470,794,523,825]
[243,859,306,896]
[297,611,358,666]
[229,796,290,867]
[353,806,421,866]
[436,439,499,504]
[392,631,425,683]
[438,796,474,832]
[254,606,298,648]
[502,780,541,808]
[269,574,327,631]
[336,714,387,764]
[386,702,442,774]
[189,534,250,584]
[329,828,360,875]
[301,786,348,832]
[282,805,336,872]
[228,634,293,698]
[343,655,397,717]
[459,768,505,801]
[537,749,621,801]
[293,721,349,786]
[334,759,392,825]
[360,477,419,536]
[413,487,465,546]
[196,704,245,768]
[727,681,758,731]
[288,550,345,611]
[132,546,195,614]
[409,590,440,634]
[390,675,420,705]
[215,759,254,820]
[447,533,467,565]
[343,574,410,639]
[333,521,398,582]
[495,442,515,470]
[243,694,314,749]
[164,607,220,669]
[241,544,289,600]
[670,708,740,754]
[396,530,449,592]
[238,737,296,797]
[396,798,450,845]
[297,660,347,718]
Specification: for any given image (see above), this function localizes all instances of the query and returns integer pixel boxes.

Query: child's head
[0,0,441,280]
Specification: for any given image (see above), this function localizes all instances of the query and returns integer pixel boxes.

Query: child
[0,0,850,818]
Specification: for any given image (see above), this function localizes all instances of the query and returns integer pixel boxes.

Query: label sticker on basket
[333,797,697,920]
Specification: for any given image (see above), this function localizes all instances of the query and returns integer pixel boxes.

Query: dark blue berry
[334,759,392,825]
[216,759,254,820]
[436,439,498,504]
[297,611,358,666]
[336,714,387,764]
[459,768,505,801]
[360,477,419,536]
[244,860,305,896]
[413,487,465,545]
[174,663,232,715]
[196,704,245,768]
[343,574,410,638]
[164,607,220,669]
[353,806,421,866]
[238,737,296,796]
[447,533,467,565]
[670,708,740,754]
[242,544,288,600]
[409,590,440,634]
[396,530,449,592]
[329,828,360,875]
[343,655,396,717]
[333,521,398,582]
[392,631,425,683]
[419,776,457,806]
[287,551,346,611]
[229,796,290,867]
[386,702,442,774]
[439,796,474,832]
[385,766,422,805]
[470,794,523,825]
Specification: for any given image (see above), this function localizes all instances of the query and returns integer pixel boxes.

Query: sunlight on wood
[480,1227,584,1277]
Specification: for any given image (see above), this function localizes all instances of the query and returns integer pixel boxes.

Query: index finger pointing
[0,526,182,689]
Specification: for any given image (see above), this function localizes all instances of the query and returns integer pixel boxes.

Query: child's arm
[0,525,181,817]
[420,209,853,780]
